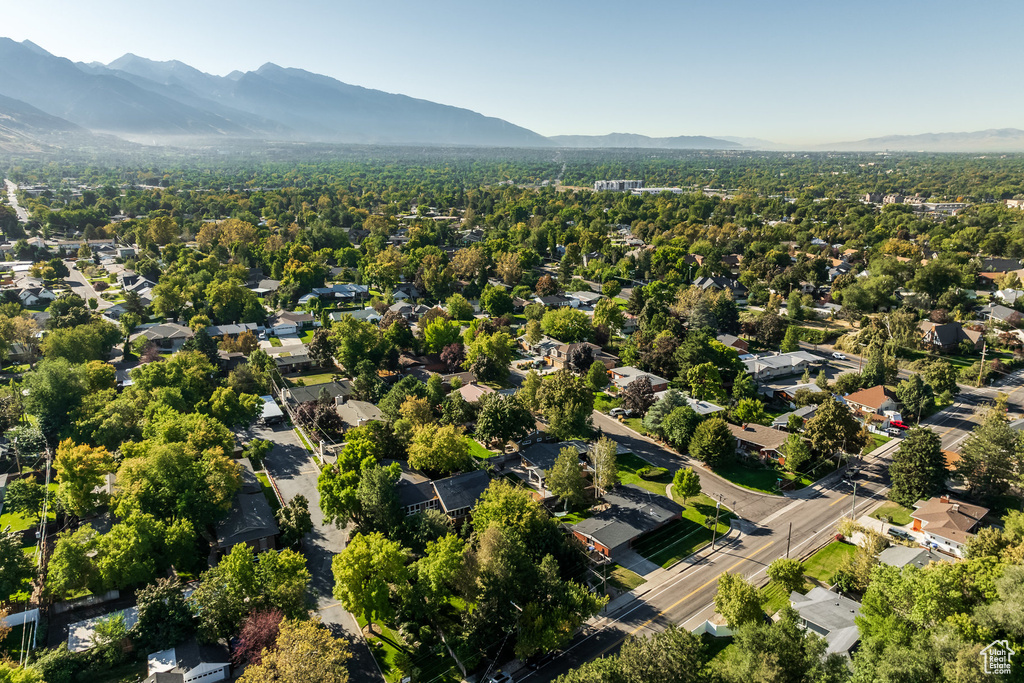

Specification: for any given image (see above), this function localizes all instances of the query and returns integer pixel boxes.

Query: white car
[609,407,634,417]
[831,352,846,360]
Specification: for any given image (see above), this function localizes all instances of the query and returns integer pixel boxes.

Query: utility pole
[710,496,723,549]
[786,522,792,559]
[977,342,987,388]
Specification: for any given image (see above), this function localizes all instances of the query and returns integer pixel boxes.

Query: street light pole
[711,496,723,549]
[850,482,858,519]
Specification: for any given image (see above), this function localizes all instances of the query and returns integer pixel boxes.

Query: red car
[889,420,908,430]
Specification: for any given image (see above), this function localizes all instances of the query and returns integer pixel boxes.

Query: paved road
[592,411,789,522]
[249,423,382,681]
[3,179,29,222]
[517,434,898,682]
[64,261,113,310]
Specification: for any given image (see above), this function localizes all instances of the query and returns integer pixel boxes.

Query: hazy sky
[1,0,1021,143]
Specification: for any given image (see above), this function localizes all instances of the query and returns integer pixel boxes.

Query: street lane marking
[623,540,775,638]
[828,493,850,507]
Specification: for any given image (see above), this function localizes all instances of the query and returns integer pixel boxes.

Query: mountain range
[0,37,1022,152]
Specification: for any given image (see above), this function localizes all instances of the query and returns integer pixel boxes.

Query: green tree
[586,360,609,391]
[474,394,536,447]
[672,467,701,506]
[733,398,769,425]
[726,607,846,683]
[782,433,812,473]
[46,525,98,599]
[787,290,804,321]
[237,617,351,683]
[332,532,409,632]
[407,424,472,476]
[445,294,474,321]
[714,572,764,628]
[593,298,625,334]
[0,531,34,600]
[422,316,462,354]
[642,389,687,436]
[524,319,543,346]
[687,362,727,404]
[688,417,736,468]
[888,427,945,507]
[546,446,587,510]
[766,558,805,595]
[519,369,543,411]
[732,371,756,400]
[132,577,195,652]
[425,373,445,407]
[896,374,931,421]
[662,405,701,452]
[464,331,515,382]
[356,465,401,535]
[54,439,113,517]
[307,328,335,368]
[955,406,1017,499]
[23,358,88,438]
[3,478,43,514]
[780,325,801,352]
[541,308,594,343]
[415,534,465,602]
[538,370,593,440]
[591,437,618,498]
[480,286,513,317]
[804,396,867,458]
[276,495,314,550]
[923,359,959,396]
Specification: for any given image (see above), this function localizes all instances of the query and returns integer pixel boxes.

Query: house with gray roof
[214,458,278,557]
[979,303,1019,325]
[395,470,491,522]
[335,400,383,431]
[918,321,984,353]
[145,639,230,683]
[570,485,683,559]
[130,323,194,351]
[877,545,944,569]
[790,587,862,657]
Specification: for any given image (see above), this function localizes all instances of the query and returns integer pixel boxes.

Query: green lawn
[621,417,646,434]
[268,337,282,347]
[299,329,316,344]
[704,635,739,667]
[607,564,646,593]
[711,460,786,495]
[255,473,281,512]
[760,579,812,615]
[285,372,337,387]
[464,436,498,459]
[632,502,733,569]
[594,392,622,413]
[356,616,461,683]
[616,452,671,496]
[870,502,914,526]
[862,433,892,455]
[802,541,857,584]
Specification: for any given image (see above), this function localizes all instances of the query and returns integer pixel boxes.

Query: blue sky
[2,0,1021,143]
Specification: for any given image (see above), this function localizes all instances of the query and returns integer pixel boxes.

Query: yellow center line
[829,492,851,507]
[622,540,775,638]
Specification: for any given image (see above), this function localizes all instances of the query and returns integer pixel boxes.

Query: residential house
[258,395,285,425]
[395,470,491,522]
[393,282,420,300]
[877,545,944,569]
[790,587,862,657]
[269,311,318,336]
[457,382,495,403]
[979,256,1022,274]
[570,485,683,559]
[214,458,278,557]
[918,321,984,353]
[130,323,194,351]
[686,397,726,416]
[548,342,619,371]
[621,312,639,335]
[567,291,604,308]
[716,334,749,353]
[911,495,989,558]
[336,400,383,431]
[331,308,382,324]
[204,322,263,339]
[728,423,789,463]
[771,404,818,430]
[535,294,573,308]
[979,303,1019,325]
[282,381,353,407]
[520,441,589,491]
[843,385,899,416]
[252,279,281,295]
[692,276,748,298]
[742,351,822,382]
[273,352,312,374]
[609,366,669,393]
[994,289,1024,306]
[145,640,231,683]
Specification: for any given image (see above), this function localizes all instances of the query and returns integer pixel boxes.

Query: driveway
[249,423,381,680]
[65,261,112,310]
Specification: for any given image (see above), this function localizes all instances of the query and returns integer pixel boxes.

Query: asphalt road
[3,179,29,222]
[65,260,113,310]
[249,423,383,681]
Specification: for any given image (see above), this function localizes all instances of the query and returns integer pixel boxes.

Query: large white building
[594,180,644,192]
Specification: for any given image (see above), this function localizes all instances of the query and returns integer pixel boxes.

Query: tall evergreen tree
[888,427,945,507]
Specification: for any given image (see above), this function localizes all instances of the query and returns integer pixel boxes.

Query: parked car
[889,420,908,430]
[488,673,513,683]
[886,427,902,437]
[609,407,634,417]
[888,528,914,542]
[831,352,846,360]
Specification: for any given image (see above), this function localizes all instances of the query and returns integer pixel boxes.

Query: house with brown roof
[727,423,789,463]
[911,495,988,558]
[918,321,984,353]
[548,342,618,371]
[843,385,899,416]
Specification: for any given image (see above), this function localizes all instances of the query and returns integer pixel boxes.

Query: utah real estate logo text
[981,639,1014,675]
